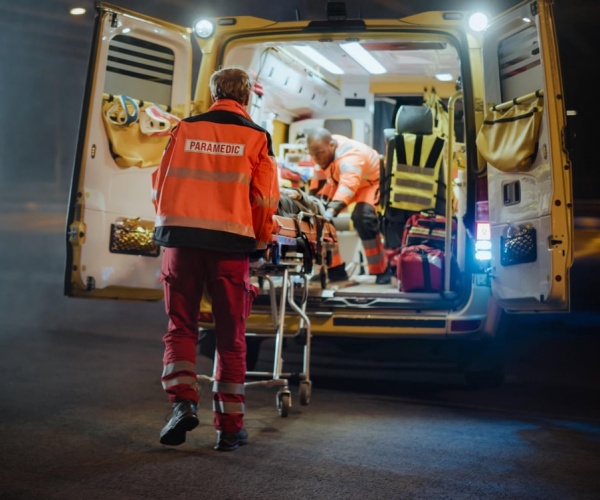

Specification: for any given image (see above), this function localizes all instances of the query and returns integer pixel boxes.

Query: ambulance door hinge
[68,222,86,245]
[86,276,96,292]
[549,237,563,247]
[530,1,538,17]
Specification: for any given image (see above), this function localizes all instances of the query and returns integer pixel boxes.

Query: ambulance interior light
[339,42,386,75]
[294,46,345,75]
[435,73,454,82]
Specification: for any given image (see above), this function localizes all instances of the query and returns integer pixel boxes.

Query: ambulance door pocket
[102,94,180,168]
[109,217,160,258]
[475,90,544,173]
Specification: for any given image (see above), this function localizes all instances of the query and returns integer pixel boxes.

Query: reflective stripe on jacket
[152,99,279,251]
[389,133,444,212]
[310,135,380,209]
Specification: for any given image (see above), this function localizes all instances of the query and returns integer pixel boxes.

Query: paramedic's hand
[324,201,345,222]
[249,249,266,269]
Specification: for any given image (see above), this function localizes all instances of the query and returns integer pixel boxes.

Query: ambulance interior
[220,36,468,304]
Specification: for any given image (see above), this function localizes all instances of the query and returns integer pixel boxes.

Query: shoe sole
[159,416,199,446]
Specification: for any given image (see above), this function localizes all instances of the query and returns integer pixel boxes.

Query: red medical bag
[402,211,456,251]
[397,244,444,292]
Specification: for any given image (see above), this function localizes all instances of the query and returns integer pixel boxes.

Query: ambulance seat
[380,105,446,248]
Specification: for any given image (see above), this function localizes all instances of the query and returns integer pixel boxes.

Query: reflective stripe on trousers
[351,202,388,275]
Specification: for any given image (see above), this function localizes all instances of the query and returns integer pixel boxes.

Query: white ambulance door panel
[482,0,573,311]
[65,4,192,299]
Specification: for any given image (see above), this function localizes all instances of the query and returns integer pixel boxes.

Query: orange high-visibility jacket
[310,135,380,211]
[152,99,279,252]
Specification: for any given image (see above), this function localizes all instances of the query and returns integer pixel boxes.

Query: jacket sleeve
[251,140,280,250]
[151,128,178,212]
[332,153,363,207]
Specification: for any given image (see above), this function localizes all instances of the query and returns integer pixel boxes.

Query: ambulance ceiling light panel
[340,42,386,75]
[294,46,345,75]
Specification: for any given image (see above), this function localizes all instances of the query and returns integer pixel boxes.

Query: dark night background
[0,0,597,203]
[0,4,599,497]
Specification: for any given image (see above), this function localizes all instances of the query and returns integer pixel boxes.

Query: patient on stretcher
[259,187,344,288]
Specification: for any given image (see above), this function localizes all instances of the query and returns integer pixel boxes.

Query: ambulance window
[497,25,542,102]
[324,118,354,138]
[104,34,175,106]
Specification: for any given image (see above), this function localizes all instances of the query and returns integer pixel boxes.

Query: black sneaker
[159,400,199,446]
[375,268,393,285]
[327,263,349,282]
[214,428,249,452]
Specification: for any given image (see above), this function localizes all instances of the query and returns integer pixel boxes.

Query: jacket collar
[208,99,251,119]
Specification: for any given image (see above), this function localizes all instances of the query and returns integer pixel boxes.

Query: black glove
[249,249,266,269]
[249,249,266,261]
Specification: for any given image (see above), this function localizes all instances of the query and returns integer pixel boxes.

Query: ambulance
[65,1,573,387]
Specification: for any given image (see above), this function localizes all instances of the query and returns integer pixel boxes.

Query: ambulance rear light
[475,226,492,261]
[475,198,491,262]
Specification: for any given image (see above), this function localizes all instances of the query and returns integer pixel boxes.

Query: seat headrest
[395,105,433,135]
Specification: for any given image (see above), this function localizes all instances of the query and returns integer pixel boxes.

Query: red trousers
[159,247,255,433]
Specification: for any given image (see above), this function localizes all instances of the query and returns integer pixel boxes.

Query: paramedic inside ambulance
[307,128,391,284]
[151,67,280,451]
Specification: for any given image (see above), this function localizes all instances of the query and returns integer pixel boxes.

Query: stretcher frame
[198,211,337,417]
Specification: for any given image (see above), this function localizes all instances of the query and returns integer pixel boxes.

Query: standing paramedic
[307,128,391,284]
[151,67,280,451]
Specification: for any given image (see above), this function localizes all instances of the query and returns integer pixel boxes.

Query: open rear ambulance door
[65,3,192,300]
[482,0,573,312]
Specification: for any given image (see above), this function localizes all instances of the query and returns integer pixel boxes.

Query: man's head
[209,67,252,106]
[307,128,336,169]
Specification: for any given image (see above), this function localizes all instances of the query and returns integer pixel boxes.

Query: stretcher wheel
[277,390,291,417]
[299,380,311,405]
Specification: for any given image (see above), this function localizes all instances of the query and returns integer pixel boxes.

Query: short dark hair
[209,67,252,104]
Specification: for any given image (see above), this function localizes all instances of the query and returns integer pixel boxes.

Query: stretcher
[243,211,338,416]
[199,210,338,417]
